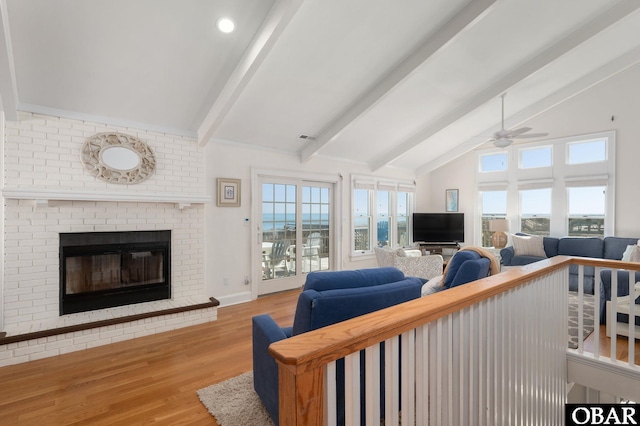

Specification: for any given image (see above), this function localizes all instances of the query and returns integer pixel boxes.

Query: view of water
[262,213,329,231]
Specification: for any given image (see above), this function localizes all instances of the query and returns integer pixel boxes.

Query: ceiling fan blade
[513,132,549,139]
[506,127,532,137]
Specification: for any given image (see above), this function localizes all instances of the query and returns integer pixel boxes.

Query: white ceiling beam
[197,0,304,147]
[299,0,499,163]
[0,0,18,120]
[370,0,640,172]
[415,45,640,175]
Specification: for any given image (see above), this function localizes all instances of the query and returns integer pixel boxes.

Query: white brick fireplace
[0,112,214,366]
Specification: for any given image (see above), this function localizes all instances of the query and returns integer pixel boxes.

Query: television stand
[417,243,460,264]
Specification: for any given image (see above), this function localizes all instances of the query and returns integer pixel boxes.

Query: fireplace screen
[65,250,165,294]
[60,231,171,315]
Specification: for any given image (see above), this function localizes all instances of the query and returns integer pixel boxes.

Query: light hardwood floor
[583,324,640,364]
[0,289,637,425]
[0,289,301,425]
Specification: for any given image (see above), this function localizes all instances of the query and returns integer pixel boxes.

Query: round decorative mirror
[81,133,156,184]
[100,146,142,171]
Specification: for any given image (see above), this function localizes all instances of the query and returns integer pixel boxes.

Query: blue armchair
[442,250,492,289]
[252,267,422,425]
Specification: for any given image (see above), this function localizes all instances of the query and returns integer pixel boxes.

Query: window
[567,186,606,237]
[480,153,508,172]
[520,146,552,169]
[376,191,390,247]
[520,188,551,236]
[480,191,507,247]
[262,184,296,243]
[567,139,606,164]
[353,188,371,252]
[475,131,615,244]
[396,192,410,247]
[352,177,415,255]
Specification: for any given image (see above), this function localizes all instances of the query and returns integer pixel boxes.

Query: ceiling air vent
[298,134,317,141]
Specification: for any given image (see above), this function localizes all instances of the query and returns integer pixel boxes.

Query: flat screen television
[412,213,464,244]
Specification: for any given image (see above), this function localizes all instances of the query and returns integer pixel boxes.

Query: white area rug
[197,371,274,426]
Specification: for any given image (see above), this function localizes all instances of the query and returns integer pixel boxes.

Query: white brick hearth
[0,112,213,366]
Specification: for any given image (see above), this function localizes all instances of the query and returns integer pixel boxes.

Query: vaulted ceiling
[1,0,639,174]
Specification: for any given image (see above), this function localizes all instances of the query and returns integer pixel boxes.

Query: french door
[258,178,333,295]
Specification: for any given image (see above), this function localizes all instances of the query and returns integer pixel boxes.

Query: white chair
[606,282,640,338]
[302,232,322,272]
[264,240,290,279]
[374,247,443,280]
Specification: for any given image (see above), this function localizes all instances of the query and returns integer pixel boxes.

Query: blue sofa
[501,236,640,322]
[252,267,423,425]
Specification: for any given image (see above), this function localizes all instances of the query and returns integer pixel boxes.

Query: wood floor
[0,289,637,425]
[583,324,640,364]
[0,289,301,426]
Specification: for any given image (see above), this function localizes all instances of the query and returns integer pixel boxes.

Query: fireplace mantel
[2,187,210,209]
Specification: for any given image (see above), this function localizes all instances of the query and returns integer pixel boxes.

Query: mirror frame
[81,132,156,184]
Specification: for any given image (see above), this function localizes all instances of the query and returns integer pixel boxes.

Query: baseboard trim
[216,291,253,307]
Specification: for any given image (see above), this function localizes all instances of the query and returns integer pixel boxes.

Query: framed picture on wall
[217,178,241,207]
[445,189,459,212]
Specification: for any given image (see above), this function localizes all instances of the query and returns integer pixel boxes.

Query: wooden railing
[269,257,572,425]
[269,256,640,425]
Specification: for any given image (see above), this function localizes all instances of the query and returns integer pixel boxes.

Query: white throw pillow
[396,248,407,257]
[421,275,443,296]
[404,249,422,258]
[630,245,640,263]
[511,234,546,258]
[622,245,636,262]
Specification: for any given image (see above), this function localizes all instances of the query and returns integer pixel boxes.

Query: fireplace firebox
[60,230,171,315]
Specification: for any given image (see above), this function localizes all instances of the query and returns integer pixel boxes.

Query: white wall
[423,63,640,244]
[204,142,417,305]
[415,153,477,247]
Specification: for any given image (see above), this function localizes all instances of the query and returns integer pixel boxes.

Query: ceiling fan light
[493,137,513,148]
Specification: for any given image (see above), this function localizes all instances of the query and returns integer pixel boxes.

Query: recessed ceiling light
[217,17,235,34]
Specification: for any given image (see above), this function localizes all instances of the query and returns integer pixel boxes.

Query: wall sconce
[489,219,509,249]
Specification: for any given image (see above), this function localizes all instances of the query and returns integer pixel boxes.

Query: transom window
[520,146,552,169]
[480,153,508,172]
[567,139,607,164]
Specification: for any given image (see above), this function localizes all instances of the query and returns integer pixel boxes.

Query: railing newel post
[276,361,324,426]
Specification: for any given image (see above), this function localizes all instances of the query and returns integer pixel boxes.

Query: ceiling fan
[489,93,548,148]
